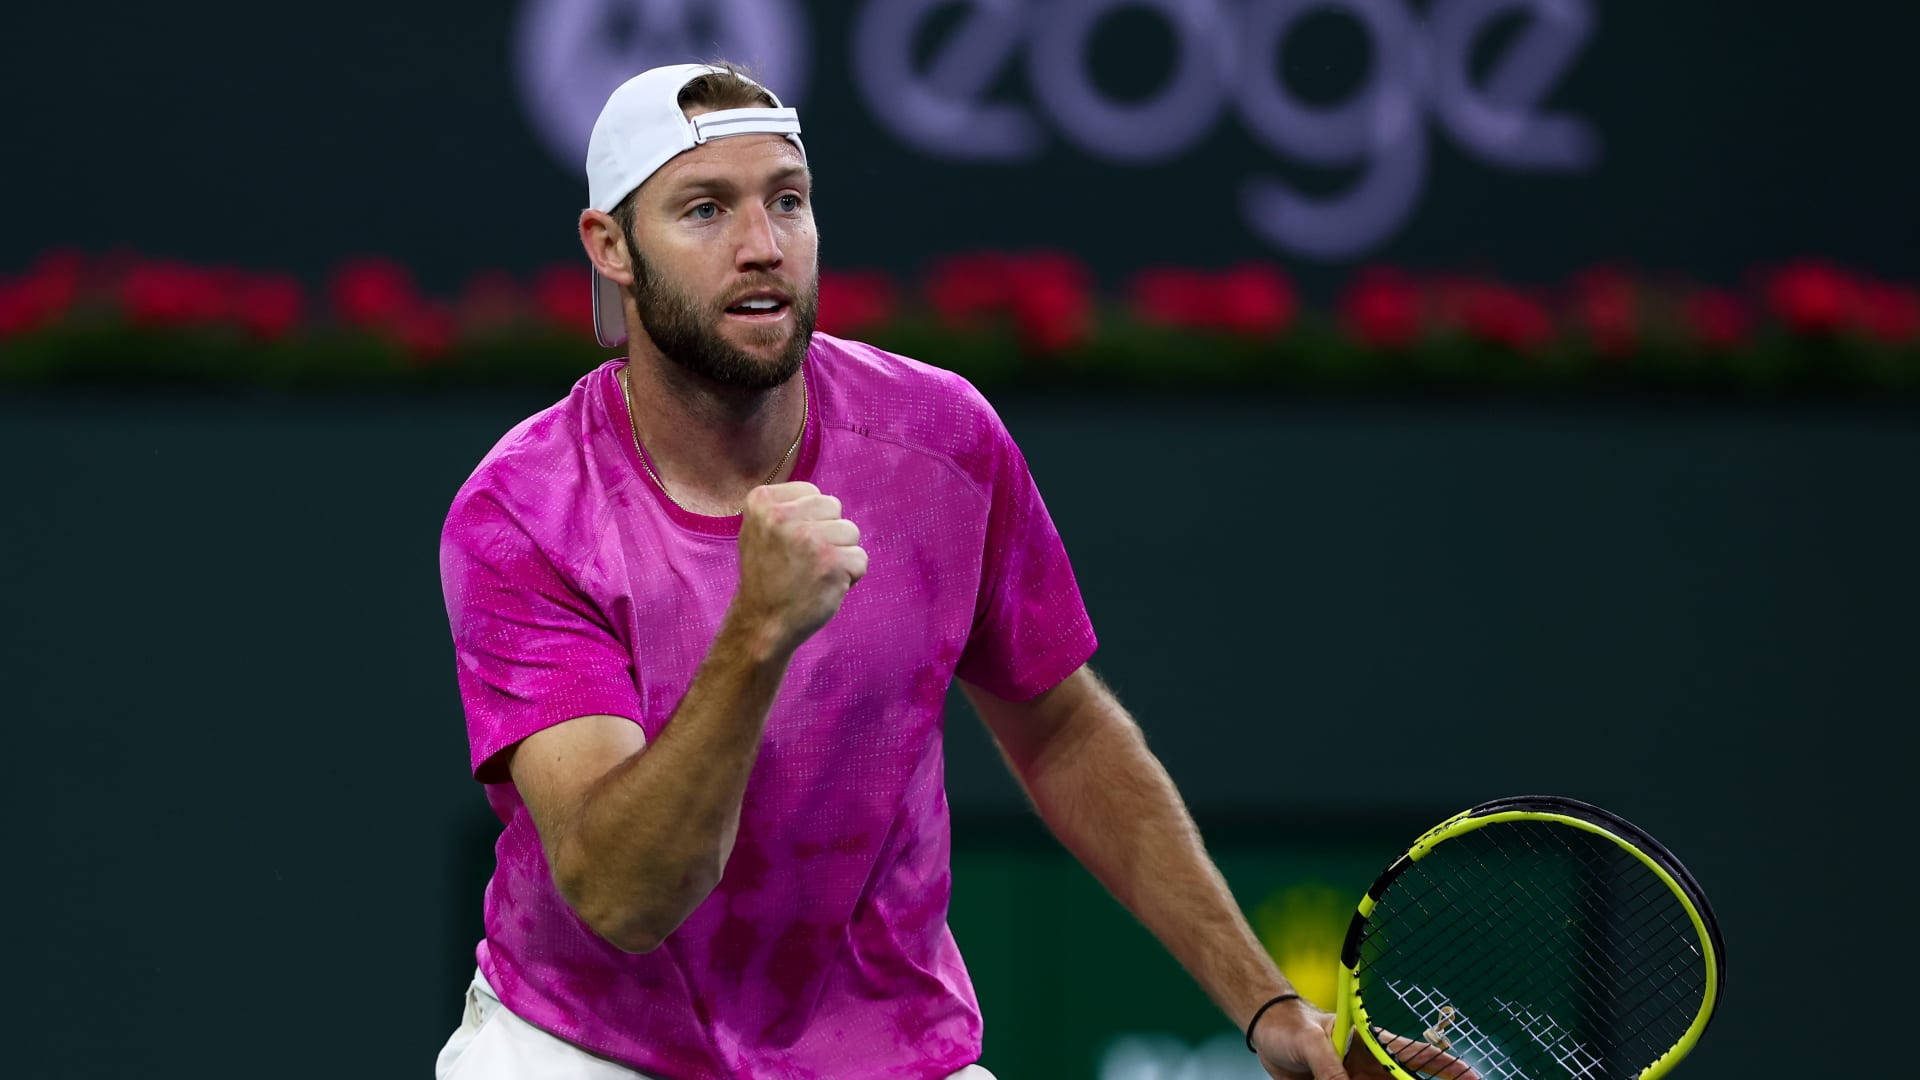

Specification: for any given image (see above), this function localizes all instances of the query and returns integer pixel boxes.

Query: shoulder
[442,362,627,560]
[806,332,1012,481]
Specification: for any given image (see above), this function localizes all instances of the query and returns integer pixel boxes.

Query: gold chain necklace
[619,365,806,516]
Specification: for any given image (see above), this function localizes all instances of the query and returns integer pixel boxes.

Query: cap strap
[689,107,802,145]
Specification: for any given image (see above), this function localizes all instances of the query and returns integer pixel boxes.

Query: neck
[620,346,806,514]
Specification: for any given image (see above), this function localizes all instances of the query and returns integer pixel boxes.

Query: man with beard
[434,63,1476,1080]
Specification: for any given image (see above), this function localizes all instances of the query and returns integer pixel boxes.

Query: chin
[727,319,794,344]
[725,328,803,366]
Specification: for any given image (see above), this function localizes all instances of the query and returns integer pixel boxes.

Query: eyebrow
[664,164,813,202]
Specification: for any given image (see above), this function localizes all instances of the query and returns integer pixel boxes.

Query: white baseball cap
[585,63,807,348]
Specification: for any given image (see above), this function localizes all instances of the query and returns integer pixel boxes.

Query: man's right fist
[732,481,867,654]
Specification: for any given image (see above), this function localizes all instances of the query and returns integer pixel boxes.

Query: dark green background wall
[6,383,1914,1076]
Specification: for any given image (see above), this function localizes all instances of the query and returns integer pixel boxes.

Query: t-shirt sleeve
[953,410,1098,701]
[440,491,642,782]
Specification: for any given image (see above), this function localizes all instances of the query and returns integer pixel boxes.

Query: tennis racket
[1331,795,1725,1080]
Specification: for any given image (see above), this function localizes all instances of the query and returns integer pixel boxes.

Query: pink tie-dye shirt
[438,335,1097,1079]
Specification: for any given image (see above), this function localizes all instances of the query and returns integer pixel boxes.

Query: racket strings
[1383,853,1638,1062]
[1509,825,1704,998]
[1463,838,1692,1023]
[1379,980,1528,1079]
[1427,831,1702,1061]
[1360,833,1657,974]
[1352,821,1706,1080]
[1390,877,1589,1008]
[1374,851,1697,1074]
[1375,981,1612,1080]
[1395,829,1695,1015]
[1490,999,1606,1080]
[1360,838,1663,1011]
[1504,833,1706,1053]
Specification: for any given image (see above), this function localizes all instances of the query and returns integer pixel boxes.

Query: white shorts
[434,967,998,1080]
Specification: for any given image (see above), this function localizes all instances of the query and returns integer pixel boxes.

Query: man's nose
[734,203,783,272]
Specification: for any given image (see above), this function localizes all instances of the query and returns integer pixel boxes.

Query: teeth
[736,298,780,311]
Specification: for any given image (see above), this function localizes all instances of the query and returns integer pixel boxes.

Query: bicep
[442,496,646,782]
[506,713,648,868]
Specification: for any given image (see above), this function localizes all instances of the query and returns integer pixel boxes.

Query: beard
[626,251,818,392]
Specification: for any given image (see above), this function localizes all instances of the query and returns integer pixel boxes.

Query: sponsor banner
[516,0,1599,261]
[6,1,1916,289]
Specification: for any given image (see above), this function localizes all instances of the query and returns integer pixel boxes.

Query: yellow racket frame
[1331,806,1721,1080]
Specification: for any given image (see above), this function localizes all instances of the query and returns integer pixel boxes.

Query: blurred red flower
[1131,267,1213,328]
[0,282,40,337]
[397,304,456,362]
[1764,261,1860,336]
[331,256,421,328]
[1571,267,1639,357]
[459,270,527,332]
[924,251,1091,351]
[1130,264,1296,337]
[1460,282,1555,352]
[924,252,1016,326]
[1340,267,1423,349]
[0,250,85,336]
[1683,289,1753,350]
[228,272,305,341]
[1214,263,1297,337]
[816,269,897,337]
[121,261,227,327]
[26,249,83,316]
[533,264,595,335]
[1856,281,1920,344]
[1005,252,1093,353]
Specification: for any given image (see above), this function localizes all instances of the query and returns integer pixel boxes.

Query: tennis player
[434,62,1467,1080]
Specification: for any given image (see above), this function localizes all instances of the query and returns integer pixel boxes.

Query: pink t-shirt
[438,334,1097,1079]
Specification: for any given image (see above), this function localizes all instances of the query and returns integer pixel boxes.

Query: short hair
[610,61,780,249]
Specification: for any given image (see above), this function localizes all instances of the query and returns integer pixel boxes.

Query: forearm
[557,607,791,951]
[1015,702,1291,1030]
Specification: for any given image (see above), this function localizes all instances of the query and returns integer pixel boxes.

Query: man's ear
[579,209,635,287]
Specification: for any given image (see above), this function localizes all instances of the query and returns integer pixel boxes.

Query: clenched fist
[730,481,867,656]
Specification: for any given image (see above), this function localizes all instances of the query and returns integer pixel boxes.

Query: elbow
[598,921,667,955]
[569,887,673,955]
[555,851,723,956]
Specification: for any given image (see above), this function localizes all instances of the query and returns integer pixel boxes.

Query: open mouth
[724,294,791,321]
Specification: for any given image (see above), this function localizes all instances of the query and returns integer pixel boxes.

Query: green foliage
[3,313,1915,398]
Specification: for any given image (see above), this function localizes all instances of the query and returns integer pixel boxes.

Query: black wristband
[1244,993,1302,1053]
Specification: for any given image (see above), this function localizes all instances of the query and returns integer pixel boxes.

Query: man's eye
[690,203,718,220]
[776,194,801,212]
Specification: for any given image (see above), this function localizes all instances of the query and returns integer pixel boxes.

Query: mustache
[718,277,798,308]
